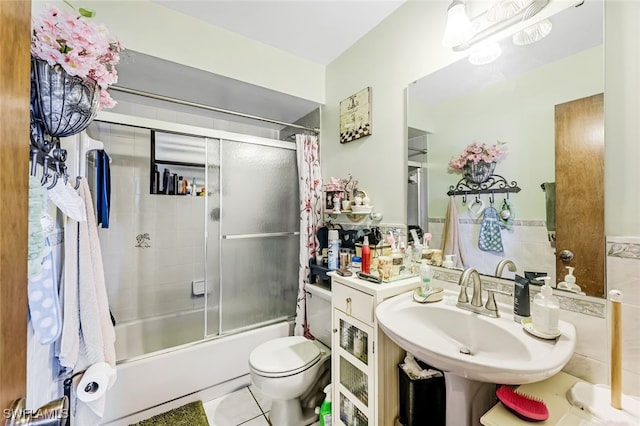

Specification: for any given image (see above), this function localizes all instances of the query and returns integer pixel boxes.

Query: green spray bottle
[317,384,332,426]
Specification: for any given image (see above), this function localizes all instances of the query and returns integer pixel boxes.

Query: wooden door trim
[0,0,31,411]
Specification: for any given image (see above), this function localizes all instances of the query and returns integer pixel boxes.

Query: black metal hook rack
[447,174,521,203]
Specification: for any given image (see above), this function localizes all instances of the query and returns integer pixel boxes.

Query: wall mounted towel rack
[447,174,521,203]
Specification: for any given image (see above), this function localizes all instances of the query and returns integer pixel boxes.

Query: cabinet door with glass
[333,309,374,426]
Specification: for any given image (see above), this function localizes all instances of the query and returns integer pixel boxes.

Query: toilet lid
[250,336,321,375]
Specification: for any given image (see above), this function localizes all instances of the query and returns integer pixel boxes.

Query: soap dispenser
[419,260,433,296]
[442,254,456,268]
[531,277,560,334]
[557,266,583,294]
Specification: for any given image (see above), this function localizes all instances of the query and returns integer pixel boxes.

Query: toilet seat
[250,336,321,378]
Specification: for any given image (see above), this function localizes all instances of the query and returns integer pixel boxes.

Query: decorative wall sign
[339,87,372,143]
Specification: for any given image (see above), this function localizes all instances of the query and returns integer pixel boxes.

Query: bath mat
[129,401,209,426]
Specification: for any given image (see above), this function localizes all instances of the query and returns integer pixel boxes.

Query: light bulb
[442,0,475,48]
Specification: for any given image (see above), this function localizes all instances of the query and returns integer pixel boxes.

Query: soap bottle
[531,277,560,334]
[557,266,583,294]
[443,254,456,268]
[419,260,433,296]
[361,236,371,274]
[327,230,340,270]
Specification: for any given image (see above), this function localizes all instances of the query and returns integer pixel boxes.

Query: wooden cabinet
[331,274,419,426]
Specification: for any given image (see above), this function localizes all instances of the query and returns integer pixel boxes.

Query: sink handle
[458,285,469,303]
[485,288,513,312]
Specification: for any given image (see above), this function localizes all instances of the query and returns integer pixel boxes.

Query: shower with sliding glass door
[408,128,429,234]
[87,118,299,361]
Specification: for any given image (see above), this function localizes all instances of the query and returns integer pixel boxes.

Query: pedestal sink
[376,289,577,425]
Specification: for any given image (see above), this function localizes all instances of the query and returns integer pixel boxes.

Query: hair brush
[496,385,549,421]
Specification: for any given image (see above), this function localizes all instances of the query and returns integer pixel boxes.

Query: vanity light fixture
[512,19,553,45]
[468,42,503,65]
[442,0,475,48]
[445,0,550,52]
[486,0,536,23]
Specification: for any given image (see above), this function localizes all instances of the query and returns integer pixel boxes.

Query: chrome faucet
[457,267,512,318]
[495,259,517,277]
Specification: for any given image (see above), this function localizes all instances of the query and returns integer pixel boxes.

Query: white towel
[58,179,116,425]
[441,196,466,268]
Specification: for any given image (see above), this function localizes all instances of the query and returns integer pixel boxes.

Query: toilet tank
[306,284,332,348]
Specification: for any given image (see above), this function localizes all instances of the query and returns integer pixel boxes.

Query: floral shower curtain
[294,134,322,338]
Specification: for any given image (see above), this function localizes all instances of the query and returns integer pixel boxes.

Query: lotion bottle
[419,260,433,296]
[361,236,371,274]
[531,276,560,334]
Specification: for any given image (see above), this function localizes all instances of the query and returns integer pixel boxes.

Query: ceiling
[118,1,602,130]
[151,0,406,65]
[114,0,406,130]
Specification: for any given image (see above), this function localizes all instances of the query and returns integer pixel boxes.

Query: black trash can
[398,360,446,426]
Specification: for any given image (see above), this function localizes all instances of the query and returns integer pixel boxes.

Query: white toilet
[249,284,332,426]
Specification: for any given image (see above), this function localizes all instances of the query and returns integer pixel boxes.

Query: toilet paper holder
[4,395,68,426]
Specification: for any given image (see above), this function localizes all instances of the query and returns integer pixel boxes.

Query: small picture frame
[325,190,344,211]
[339,87,372,144]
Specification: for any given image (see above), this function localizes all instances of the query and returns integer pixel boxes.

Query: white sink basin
[376,290,576,384]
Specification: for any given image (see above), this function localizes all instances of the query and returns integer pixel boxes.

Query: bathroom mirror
[407,1,605,297]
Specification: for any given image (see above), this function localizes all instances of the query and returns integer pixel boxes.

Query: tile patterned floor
[204,385,272,426]
[204,386,321,426]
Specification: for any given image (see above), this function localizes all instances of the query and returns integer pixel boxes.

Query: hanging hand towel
[478,206,504,253]
[441,196,467,268]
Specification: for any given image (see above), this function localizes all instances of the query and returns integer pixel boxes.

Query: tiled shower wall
[87,123,207,324]
[88,96,286,326]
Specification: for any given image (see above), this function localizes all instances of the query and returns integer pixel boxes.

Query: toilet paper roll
[76,362,116,402]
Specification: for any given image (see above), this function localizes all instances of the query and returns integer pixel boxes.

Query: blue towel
[96,150,111,228]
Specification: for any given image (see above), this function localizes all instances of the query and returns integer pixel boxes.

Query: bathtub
[101,317,291,425]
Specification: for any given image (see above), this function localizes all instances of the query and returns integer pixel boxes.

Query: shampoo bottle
[327,230,340,270]
[162,168,171,194]
[361,236,371,274]
[152,165,159,194]
[531,277,560,334]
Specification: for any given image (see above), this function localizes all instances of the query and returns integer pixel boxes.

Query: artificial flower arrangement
[339,174,359,199]
[31,4,124,109]
[448,140,507,170]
